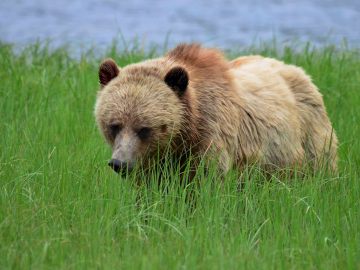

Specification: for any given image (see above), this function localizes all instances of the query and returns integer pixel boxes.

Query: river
[0,0,359,52]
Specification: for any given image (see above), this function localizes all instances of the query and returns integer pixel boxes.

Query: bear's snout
[108,159,133,175]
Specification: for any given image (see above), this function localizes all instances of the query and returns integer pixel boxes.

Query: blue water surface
[0,0,359,52]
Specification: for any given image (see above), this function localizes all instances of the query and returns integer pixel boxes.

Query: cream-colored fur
[226,56,337,171]
[95,44,338,173]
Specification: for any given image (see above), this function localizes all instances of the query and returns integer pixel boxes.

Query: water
[0,0,359,51]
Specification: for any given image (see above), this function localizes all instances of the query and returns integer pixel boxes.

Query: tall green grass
[0,42,359,269]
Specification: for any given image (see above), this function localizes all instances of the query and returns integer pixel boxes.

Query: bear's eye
[137,127,152,140]
[109,124,122,138]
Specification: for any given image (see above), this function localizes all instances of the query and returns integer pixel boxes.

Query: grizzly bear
[94,43,338,175]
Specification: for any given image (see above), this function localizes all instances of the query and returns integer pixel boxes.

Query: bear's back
[229,55,338,170]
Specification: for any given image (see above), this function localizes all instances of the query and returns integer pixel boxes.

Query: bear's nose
[108,159,133,174]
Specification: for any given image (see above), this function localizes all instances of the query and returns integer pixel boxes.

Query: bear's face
[95,59,189,174]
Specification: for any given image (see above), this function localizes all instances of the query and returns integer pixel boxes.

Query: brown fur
[230,55,264,68]
[95,43,338,174]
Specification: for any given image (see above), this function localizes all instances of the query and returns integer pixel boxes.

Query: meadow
[0,42,359,269]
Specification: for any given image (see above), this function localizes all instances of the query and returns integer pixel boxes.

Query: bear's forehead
[123,65,163,79]
[97,59,183,125]
[103,66,178,104]
[101,85,179,120]
[104,102,179,129]
[108,79,175,104]
[120,57,171,78]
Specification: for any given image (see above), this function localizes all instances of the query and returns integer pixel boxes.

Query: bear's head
[94,59,189,175]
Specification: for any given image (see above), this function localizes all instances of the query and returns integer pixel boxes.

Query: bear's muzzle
[108,159,134,175]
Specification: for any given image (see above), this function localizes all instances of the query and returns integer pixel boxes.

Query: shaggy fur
[95,43,338,173]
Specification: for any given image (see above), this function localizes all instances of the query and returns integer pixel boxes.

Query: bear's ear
[99,58,120,87]
[164,67,189,96]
